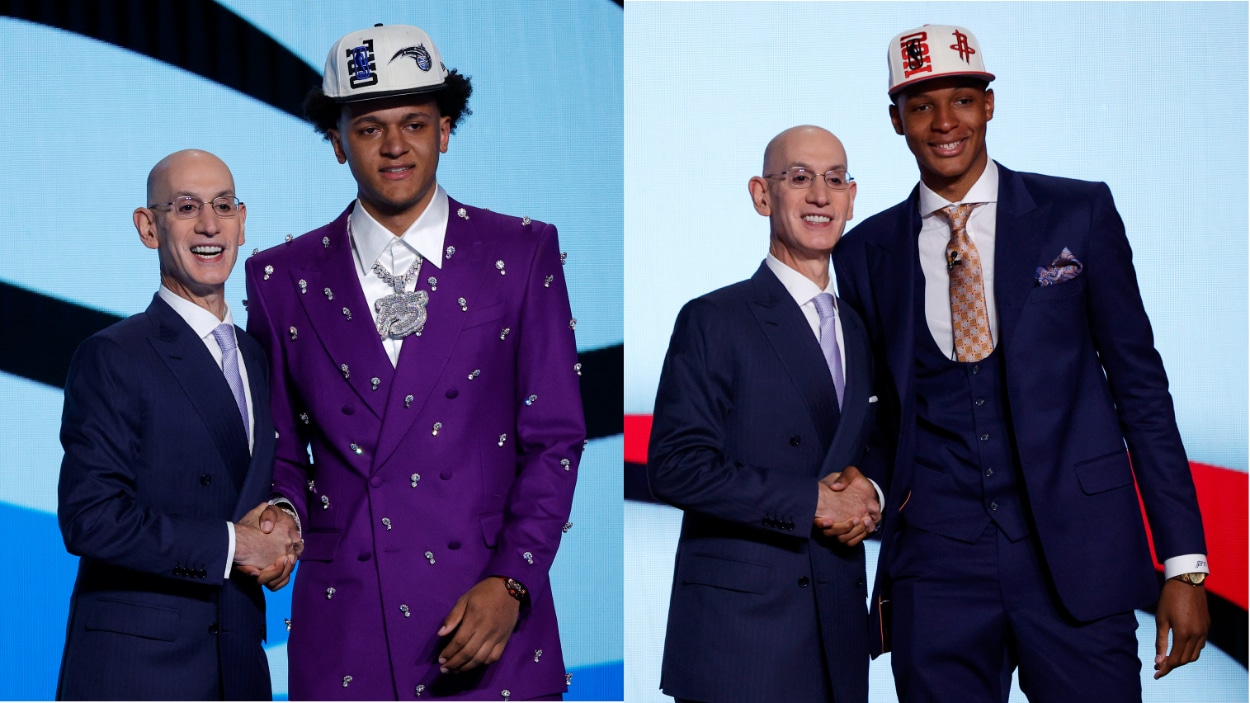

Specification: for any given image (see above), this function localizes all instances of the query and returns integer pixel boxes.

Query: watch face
[1187,572,1208,585]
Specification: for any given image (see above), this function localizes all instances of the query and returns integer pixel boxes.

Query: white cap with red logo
[887,25,995,97]
[323,24,449,103]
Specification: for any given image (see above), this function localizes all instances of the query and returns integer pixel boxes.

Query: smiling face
[749,126,857,275]
[329,96,452,235]
[134,150,245,319]
[890,77,994,201]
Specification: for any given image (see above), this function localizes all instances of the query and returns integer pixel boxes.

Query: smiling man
[647,126,882,703]
[832,25,1210,702]
[245,24,583,701]
[57,149,298,700]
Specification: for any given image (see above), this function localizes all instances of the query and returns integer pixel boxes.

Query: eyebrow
[351,110,436,126]
[785,162,848,171]
[172,190,235,199]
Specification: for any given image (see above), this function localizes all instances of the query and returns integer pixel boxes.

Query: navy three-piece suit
[833,163,1206,698]
[648,263,876,703]
[57,295,276,700]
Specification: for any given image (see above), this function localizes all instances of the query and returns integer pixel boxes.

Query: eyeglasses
[762,168,854,190]
[148,196,243,219]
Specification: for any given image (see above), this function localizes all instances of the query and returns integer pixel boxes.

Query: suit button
[446,388,459,399]
[208,624,219,635]
[342,405,355,415]
[173,566,183,576]
[798,577,810,588]
[790,435,801,446]
[440,469,452,480]
[448,541,461,550]
[971,365,979,375]
[200,474,212,486]
[857,577,865,586]
[985,467,994,477]
[979,433,990,442]
[786,521,795,530]
[370,476,383,488]
[990,502,999,511]
[358,552,372,562]
[974,398,985,407]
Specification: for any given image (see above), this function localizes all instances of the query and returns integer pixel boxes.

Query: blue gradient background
[624,3,1247,702]
[0,2,622,700]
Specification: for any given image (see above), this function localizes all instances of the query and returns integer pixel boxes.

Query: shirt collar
[765,253,838,311]
[918,158,999,216]
[349,184,448,274]
[158,285,235,340]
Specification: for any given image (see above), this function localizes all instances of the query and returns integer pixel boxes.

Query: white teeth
[191,246,223,256]
[803,215,831,223]
[936,141,962,150]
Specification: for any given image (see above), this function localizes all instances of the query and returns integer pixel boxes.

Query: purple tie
[813,293,845,409]
[210,324,250,442]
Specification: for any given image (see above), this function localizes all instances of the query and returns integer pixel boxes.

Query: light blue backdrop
[624,3,1247,702]
[0,2,622,700]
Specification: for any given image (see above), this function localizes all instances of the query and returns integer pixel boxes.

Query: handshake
[813,465,881,547]
[233,502,304,591]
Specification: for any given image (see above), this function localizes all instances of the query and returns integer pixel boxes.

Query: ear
[889,102,904,136]
[329,129,348,164]
[236,203,247,247]
[845,181,857,221]
[438,115,452,154]
[748,177,770,216]
[984,88,995,123]
[134,207,159,250]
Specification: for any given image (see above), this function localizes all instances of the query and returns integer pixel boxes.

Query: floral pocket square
[1035,247,1083,286]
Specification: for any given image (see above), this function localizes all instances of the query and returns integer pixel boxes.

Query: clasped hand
[813,465,881,547]
[233,502,303,591]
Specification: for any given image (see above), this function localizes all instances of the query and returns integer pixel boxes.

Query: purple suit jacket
[245,199,584,700]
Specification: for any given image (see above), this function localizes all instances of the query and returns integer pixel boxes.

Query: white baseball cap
[322,24,449,103]
[887,25,994,97]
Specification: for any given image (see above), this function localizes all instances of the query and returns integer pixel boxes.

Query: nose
[195,205,222,234]
[806,181,831,206]
[380,126,408,158]
[932,102,957,133]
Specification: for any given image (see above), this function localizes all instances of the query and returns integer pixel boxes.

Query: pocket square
[868,395,879,403]
[1035,247,1083,286]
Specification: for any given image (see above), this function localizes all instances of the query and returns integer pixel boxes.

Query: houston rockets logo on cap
[323,24,449,103]
[887,25,994,96]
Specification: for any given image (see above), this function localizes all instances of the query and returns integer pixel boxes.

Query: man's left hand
[437,577,521,674]
[1153,578,1210,679]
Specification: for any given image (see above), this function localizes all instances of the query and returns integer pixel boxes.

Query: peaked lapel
[748,263,841,451]
[233,332,275,520]
[290,205,392,422]
[991,164,1050,353]
[374,197,472,469]
[146,295,251,486]
[864,192,921,415]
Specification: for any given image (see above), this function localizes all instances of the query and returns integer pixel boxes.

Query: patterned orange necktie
[940,203,993,362]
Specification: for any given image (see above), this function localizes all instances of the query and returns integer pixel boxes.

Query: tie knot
[812,292,836,321]
[939,203,978,233]
[211,324,237,352]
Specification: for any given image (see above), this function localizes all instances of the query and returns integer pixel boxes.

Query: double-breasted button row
[174,565,207,578]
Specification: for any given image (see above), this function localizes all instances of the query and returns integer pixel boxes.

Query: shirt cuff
[868,479,886,514]
[224,521,236,579]
[1163,554,1209,580]
[269,496,302,537]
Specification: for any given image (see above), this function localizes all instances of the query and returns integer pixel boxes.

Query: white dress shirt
[912,160,1205,579]
[764,255,884,511]
[348,186,449,367]
[157,286,252,578]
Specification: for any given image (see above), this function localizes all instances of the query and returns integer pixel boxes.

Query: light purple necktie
[210,324,250,442]
[812,293,845,409]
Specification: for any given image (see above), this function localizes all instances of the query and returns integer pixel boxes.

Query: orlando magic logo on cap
[323,24,449,102]
[887,25,994,96]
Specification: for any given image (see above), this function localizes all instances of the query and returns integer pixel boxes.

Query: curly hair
[303,69,473,138]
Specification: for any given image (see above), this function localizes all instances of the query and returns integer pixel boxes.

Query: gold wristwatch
[1171,572,1207,587]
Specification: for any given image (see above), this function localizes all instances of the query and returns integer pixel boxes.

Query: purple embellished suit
[245,199,584,700]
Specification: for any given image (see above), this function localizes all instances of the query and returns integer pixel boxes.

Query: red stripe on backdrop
[627,413,1247,611]
[1138,461,1247,611]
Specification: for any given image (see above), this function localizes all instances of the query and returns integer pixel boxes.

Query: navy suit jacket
[57,294,276,700]
[648,263,877,703]
[833,163,1206,655]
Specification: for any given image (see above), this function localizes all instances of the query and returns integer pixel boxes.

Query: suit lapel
[992,164,1050,352]
[146,296,250,486]
[818,302,871,477]
[291,206,392,422]
[233,334,275,519]
[865,194,921,414]
[374,198,472,469]
[748,264,840,450]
